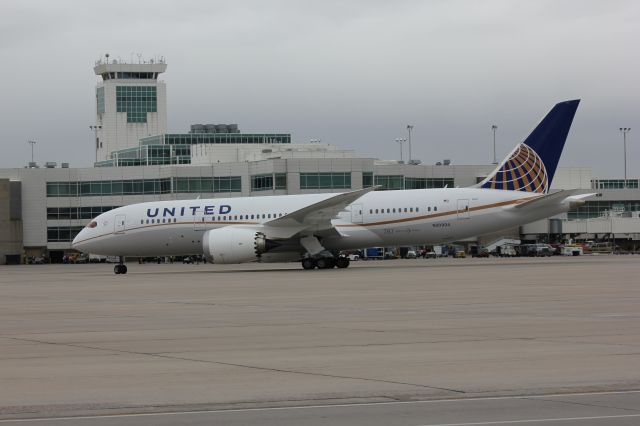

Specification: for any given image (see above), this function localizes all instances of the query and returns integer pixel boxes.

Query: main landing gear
[114,256,127,274]
[299,235,350,270]
[301,255,350,270]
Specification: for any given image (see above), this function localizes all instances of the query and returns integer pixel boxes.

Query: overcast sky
[0,0,638,177]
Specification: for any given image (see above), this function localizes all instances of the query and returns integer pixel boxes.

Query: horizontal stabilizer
[512,190,597,210]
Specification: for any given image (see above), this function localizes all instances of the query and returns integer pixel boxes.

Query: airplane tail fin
[478,99,580,194]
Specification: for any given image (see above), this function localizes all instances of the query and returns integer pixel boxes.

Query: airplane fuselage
[73,188,564,258]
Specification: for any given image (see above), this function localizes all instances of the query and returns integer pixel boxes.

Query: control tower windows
[116,86,157,123]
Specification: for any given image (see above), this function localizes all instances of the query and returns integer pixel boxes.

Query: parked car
[424,251,437,259]
[405,250,417,259]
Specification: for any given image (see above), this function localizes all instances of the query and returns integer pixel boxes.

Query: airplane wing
[262,186,376,238]
[512,190,598,210]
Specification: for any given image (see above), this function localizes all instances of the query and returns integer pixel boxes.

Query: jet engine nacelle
[202,227,272,264]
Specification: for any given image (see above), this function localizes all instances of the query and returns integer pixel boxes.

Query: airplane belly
[96,226,204,256]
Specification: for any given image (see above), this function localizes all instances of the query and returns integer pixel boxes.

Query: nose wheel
[114,256,127,274]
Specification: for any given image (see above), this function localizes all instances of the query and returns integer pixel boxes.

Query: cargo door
[457,199,470,219]
[350,203,363,224]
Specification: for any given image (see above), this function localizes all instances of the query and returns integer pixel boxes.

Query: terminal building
[1,56,638,264]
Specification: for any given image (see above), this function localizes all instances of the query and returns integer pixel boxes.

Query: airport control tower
[93,54,167,162]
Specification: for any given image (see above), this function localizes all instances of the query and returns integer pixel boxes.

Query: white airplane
[73,100,592,274]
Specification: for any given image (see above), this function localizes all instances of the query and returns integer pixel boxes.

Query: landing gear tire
[114,261,127,275]
[316,257,335,269]
[301,258,316,270]
[336,257,350,269]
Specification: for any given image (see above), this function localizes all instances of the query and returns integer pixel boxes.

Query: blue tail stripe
[522,99,580,183]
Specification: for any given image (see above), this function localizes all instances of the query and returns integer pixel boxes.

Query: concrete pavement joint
[2,390,640,423]
[4,336,466,394]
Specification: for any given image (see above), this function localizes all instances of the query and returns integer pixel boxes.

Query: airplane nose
[71,230,86,251]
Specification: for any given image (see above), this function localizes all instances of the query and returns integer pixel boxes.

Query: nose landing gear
[114,256,127,274]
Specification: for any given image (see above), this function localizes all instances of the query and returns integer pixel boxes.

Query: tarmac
[1,256,639,424]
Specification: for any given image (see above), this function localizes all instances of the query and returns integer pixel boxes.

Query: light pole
[619,127,630,188]
[27,140,36,165]
[406,125,413,163]
[395,138,406,162]
[89,125,102,163]
[491,125,498,164]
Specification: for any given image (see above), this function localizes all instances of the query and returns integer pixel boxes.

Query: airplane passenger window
[392,208,396,213]
[416,207,419,212]
[375,209,378,214]
[268,214,271,218]
[146,219,149,224]
[404,208,407,212]
[386,208,390,213]
[434,207,437,211]
[234,215,238,220]
[251,214,255,219]
[262,214,265,219]
[174,218,177,223]
[428,207,431,211]
[410,208,414,212]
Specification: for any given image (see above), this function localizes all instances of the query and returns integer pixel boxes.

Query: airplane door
[351,203,363,224]
[114,214,126,234]
[457,199,470,219]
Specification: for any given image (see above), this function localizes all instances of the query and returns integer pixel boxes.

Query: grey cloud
[0,0,637,178]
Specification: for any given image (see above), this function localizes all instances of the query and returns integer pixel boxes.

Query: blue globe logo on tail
[478,100,580,194]
[481,143,548,193]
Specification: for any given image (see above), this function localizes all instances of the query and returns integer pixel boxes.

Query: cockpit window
[87,221,97,229]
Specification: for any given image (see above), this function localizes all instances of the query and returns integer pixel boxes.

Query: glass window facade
[47,179,171,197]
[173,177,241,193]
[404,177,455,189]
[374,176,455,190]
[375,175,404,190]
[47,226,84,242]
[568,200,640,220]
[96,87,105,114]
[47,206,119,220]
[591,179,639,189]
[300,173,351,189]
[160,133,291,145]
[362,172,373,188]
[275,173,287,190]
[251,174,274,191]
[116,86,157,123]
[250,173,287,191]
[47,177,243,197]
